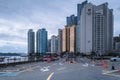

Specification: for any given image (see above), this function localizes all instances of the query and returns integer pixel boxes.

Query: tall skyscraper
[76,1,93,54]
[93,3,113,55]
[70,25,76,52]
[36,28,48,54]
[47,39,51,52]
[76,1,88,52]
[28,29,35,55]
[76,1,113,54]
[62,25,76,53]
[51,35,58,53]
[58,29,62,54]
[62,26,70,52]
[66,14,77,26]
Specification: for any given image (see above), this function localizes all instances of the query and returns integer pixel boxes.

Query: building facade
[28,29,35,55]
[51,35,58,53]
[36,28,48,54]
[113,35,120,51]
[58,29,62,54]
[93,3,113,55]
[62,26,70,52]
[47,39,51,52]
[76,2,93,54]
[76,1,88,53]
[70,25,76,52]
[76,1,113,54]
[66,15,77,26]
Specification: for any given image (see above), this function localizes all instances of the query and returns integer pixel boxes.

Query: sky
[0,0,119,53]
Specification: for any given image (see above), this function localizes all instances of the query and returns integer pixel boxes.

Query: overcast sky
[0,0,119,53]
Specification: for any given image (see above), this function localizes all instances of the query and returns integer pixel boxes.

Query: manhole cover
[0,72,19,76]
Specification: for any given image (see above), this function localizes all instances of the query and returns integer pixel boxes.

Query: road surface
[0,58,120,80]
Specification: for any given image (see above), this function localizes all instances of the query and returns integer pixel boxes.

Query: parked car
[110,56,120,61]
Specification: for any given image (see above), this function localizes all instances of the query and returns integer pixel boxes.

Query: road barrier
[0,60,41,67]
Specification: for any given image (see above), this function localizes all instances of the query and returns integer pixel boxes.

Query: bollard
[111,65,115,70]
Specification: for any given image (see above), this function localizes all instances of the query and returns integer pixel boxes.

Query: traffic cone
[103,60,108,68]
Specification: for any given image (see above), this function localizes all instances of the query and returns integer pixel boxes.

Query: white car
[110,57,120,61]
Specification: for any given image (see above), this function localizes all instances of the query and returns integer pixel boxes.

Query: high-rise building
[58,29,62,54]
[28,29,35,55]
[62,26,70,52]
[51,35,58,53]
[76,1,113,54]
[47,39,51,52]
[93,3,113,55]
[36,28,48,54]
[113,35,120,51]
[70,25,76,52]
[76,1,88,53]
[66,15,77,26]
[76,1,93,54]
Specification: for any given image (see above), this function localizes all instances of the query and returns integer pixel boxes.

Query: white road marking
[82,63,89,67]
[57,67,66,71]
[40,67,50,72]
[102,70,119,74]
[59,62,63,65]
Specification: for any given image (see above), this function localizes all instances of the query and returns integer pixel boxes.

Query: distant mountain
[0,53,21,56]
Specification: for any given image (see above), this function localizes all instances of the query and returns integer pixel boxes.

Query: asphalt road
[0,58,120,80]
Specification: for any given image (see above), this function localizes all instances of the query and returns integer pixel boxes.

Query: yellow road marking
[47,72,54,80]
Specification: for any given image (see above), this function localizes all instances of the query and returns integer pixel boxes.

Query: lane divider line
[47,72,54,80]
[57,67,65,71]
[19,66,40,73]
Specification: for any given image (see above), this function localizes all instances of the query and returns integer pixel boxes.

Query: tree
[90,51,96,56]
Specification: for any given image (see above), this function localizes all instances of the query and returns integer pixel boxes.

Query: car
[110,57,120,61]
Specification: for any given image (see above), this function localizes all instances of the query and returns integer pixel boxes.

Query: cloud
[117,7,120,11]
[0,0,119,53]
[0,39,27,53]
